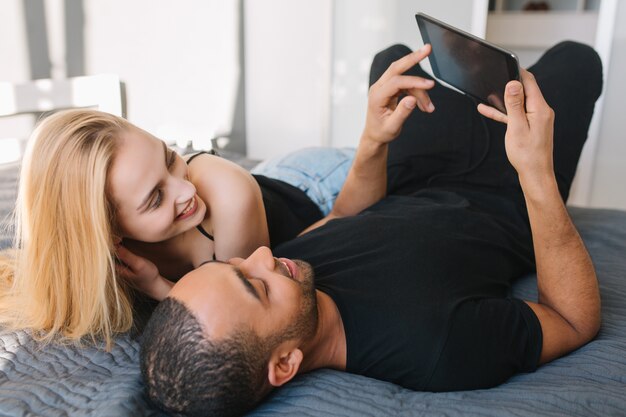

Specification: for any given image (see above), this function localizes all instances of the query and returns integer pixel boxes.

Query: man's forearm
[521,173,600,337]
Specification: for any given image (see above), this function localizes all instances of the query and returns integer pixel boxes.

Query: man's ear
[267,344,303,387]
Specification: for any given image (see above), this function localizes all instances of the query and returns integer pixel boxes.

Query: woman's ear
[267,347,303,387]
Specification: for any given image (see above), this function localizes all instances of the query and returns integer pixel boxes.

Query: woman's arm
[301,45,435,234]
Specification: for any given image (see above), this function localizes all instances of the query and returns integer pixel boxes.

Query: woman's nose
[174,177,197,205]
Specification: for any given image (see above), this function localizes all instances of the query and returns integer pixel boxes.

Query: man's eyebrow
[136,142,168,211]
[200,260,261,302]
[232,266,261,302]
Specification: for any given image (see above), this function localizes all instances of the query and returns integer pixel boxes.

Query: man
[140,41,603,417]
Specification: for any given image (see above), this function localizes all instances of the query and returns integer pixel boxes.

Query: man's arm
[300,45,436,234]
[478,70,601,364]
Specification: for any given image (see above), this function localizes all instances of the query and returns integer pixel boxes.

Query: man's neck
[298,290,346,373]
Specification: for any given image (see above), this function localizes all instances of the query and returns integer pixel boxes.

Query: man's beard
[274,259,318,344]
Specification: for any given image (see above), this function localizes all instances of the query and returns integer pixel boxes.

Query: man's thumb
[401,95,417,110]
[504,81,525,123]
[388,96,416,130]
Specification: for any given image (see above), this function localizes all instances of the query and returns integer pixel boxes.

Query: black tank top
[186,152,323,255]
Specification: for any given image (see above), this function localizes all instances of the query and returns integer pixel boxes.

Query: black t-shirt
[274,188,543,392]
[253,175,323,248]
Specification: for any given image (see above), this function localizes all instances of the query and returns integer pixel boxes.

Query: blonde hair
[0,109,134,348]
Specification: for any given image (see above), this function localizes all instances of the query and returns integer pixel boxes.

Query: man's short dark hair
[140,298,271,417]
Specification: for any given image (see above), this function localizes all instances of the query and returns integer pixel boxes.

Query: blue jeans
[251,147,356,216]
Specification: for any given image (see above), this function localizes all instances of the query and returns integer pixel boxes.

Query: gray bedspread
[1,160,625,417]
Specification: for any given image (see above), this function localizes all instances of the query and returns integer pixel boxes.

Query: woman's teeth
[181,197,195,216]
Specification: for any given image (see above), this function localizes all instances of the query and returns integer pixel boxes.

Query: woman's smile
[177,195,198,220]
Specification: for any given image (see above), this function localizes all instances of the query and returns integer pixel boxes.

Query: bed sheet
[1,161,625,417]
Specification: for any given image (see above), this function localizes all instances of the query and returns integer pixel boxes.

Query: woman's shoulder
[182,151,263,227]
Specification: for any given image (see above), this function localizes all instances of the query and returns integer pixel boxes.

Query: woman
[0,45,435,347]
[0,111,351,347]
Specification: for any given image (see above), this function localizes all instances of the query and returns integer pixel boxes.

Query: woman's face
[108,127,207,242]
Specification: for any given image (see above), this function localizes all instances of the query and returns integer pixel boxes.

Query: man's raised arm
[300,45,435,234]
[478,70,601,364]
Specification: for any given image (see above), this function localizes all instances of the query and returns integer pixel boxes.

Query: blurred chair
[0,74,124,117]
[0,74,124,164]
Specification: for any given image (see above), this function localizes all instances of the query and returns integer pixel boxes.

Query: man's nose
[245,246,276,271]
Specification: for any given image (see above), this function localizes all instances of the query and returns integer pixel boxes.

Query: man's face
[169,246,319,345]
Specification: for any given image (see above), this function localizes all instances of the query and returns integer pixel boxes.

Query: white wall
[244,0,333,160]
[589,0,626,209]
[0,0,241,150]
[0,1,29,83]
[0,1,35,140]
[85,0,240,146]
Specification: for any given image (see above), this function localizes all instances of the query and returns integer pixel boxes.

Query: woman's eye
[167,150,177,169]
[151,190,163,209]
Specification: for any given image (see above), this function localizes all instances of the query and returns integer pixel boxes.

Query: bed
[1,158,625,417]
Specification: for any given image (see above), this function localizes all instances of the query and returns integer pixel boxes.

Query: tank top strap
[187,149,220,261]
[185,149,219,165]
[196,224,214,241]
[196,224,217,261]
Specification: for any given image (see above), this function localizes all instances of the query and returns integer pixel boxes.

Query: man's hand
[477,69,555,184]
[116,244,173,301]
[364,44,435,145]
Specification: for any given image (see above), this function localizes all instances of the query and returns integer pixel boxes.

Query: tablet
[415,12,520,113]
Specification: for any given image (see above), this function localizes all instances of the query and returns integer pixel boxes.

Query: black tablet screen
[417,14,518,112]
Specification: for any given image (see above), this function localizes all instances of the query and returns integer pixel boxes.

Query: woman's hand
[115,244,173,301]
[363,44,435,145]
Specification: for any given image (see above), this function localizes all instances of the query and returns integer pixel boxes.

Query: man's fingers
[375,75,435,99]
[477,103,508,124]
[378,44,432,84]
[408,89,435,113]
[373,75,435,114]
